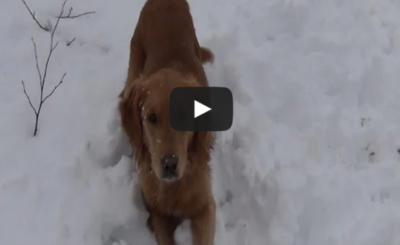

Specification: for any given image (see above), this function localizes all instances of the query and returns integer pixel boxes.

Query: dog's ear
[119,81,144,155]
[190,131,214,162]
[199,47,214,64]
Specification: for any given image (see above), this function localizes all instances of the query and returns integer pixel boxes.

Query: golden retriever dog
[118,0,216,244]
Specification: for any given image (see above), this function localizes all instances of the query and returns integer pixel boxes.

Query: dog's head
[119,69,211,182]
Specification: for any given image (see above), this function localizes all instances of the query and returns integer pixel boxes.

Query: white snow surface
[2,0,400,244]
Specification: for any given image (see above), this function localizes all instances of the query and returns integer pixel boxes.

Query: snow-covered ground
[2,0,400,244]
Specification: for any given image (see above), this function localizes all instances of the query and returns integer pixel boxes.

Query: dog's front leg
[151,212,178,245]
[190,201,216,245]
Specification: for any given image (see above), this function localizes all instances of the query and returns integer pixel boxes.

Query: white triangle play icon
[194,100,211,118]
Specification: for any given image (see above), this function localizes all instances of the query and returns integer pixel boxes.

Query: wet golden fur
[118,0,216,244]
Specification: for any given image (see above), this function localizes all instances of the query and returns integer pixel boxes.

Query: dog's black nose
[161,154,178,178]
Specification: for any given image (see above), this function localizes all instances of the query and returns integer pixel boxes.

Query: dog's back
[131,0,211,86]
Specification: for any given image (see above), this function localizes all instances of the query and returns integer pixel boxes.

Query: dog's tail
[200,47,214,64]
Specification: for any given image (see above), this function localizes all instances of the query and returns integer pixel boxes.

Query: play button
[194,100,211,118]
[170,87,233,131]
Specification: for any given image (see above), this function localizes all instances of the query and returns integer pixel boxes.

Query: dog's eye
[148,113,157,124]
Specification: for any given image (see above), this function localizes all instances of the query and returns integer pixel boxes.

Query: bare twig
[58,7,95,19]
[21,80,38,115]
[21,0,69,136]
[42,73,66,103]
[61,11,96,18]
[66,37,76,46]
[66,7,73,16]
[41,0,66,92]
[31,38,43,86]
[21,0,49,32]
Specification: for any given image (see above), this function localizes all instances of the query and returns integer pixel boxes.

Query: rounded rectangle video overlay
[170,87,233,131]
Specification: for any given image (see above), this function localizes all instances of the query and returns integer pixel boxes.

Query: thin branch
[21,80,38,115]
[51,41,59,52]
[42,73,66,103]
[20,0,70,136]
[66,37,76,46]
[41,40,55,90]
[20,0,49,32]
[52,0,67,34]
[31,38,43,87]
[60,11,95,18]
[58,7,95,19]
[41,0,67,90]
[66,7,73,17]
